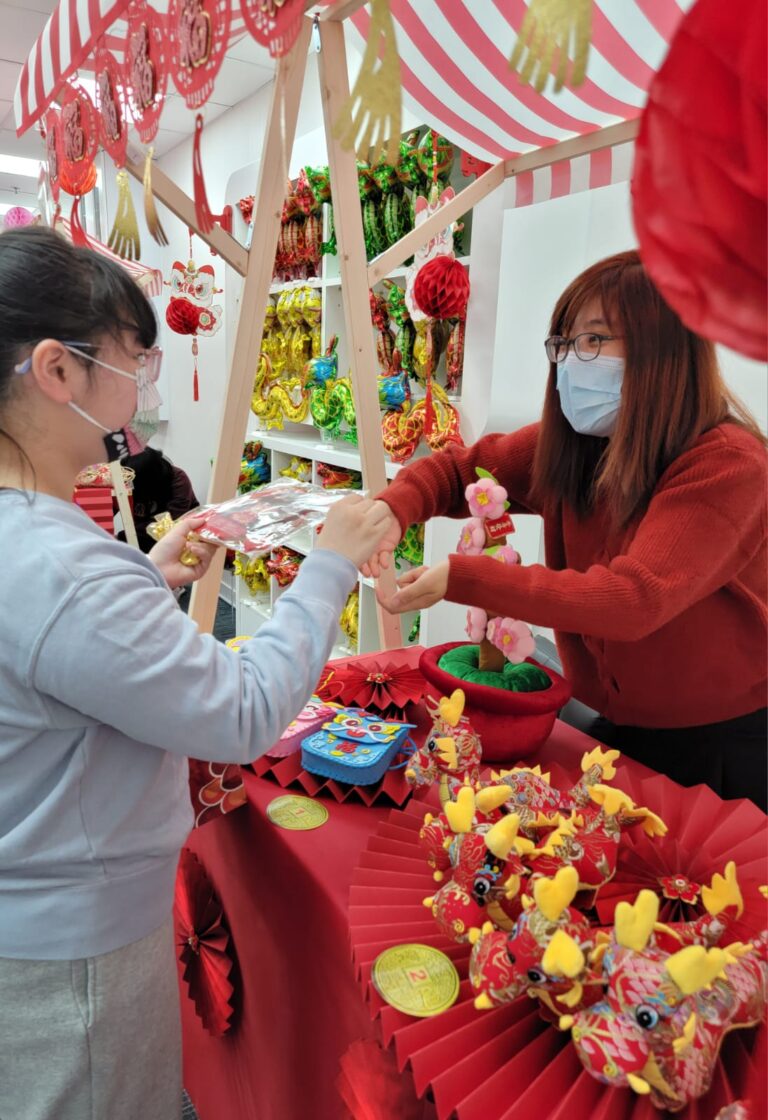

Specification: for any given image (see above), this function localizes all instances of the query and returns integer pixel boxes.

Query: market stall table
[177,707,767,1120]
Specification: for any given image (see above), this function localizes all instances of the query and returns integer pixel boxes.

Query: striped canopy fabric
[346,0,695,163]
[54,213,164,295]
[16,0,692,165]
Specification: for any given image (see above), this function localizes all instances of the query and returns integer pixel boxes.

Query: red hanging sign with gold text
[241,0,305,57]
[94,47,128,168]
[43,107,62,204]
[59,83,99,197]
[124,0,170,145]
[168,0,232,109]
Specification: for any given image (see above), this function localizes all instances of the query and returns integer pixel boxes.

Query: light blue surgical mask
[556,353,624,437]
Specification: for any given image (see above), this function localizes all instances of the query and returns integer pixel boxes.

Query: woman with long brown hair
[368,250,767,808]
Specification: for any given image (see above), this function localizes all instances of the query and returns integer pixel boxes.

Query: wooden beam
[367,161,505,285]
[319,17,403,651]
[188,16,313,633]
[124,151,248,276]
[503,118,640,177]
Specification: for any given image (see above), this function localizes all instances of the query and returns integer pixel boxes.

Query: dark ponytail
[0,225,157,413]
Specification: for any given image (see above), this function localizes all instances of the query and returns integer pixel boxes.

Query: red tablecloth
[179,718,639,1119]
[178,716,766,1120]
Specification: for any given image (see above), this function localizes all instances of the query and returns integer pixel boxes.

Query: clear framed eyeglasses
[544,333,623,363]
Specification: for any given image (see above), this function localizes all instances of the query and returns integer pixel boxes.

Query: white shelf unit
[233,434,421,659]
[223,135,484,657]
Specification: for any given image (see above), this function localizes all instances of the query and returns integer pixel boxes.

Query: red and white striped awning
[16,0,691,165]
[346,0,695,163]
[54,213,164,296]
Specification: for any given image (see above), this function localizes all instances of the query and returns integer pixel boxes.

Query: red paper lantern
[166,296,203,335]
[632,0,767,361]
[413,255,470,320]
[59,83,100,198]
[94,47,128,168]
[43,108,62,204]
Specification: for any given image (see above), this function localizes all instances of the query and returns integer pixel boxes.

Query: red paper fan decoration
[319,659,426,716]
[94,47,128,168]
[594,770,767,943]
[347,782,766,1119]
[169,0,232,109]
[241,0,306,58]
[632,0,767,361]
[175,848,236,1036]
[413,255,470,321]
[59,83,100,198]
[125,0,170,145]
[43,108,62,204]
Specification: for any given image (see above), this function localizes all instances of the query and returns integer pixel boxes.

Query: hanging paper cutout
[43,108,62,205]
[143,147,169,247]
[169,0,232,109]
[124,0,170,145]
[241,0,305,58]
[59,83,100,198]
[510,0,593,93]
[333,0,402,167]
[94,47,128,168]
[165,253,223,401]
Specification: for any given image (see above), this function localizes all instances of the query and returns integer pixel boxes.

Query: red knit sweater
[380,422,768,728]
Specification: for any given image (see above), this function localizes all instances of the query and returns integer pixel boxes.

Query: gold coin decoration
[266,795,329,831]
[372,943,460,1017]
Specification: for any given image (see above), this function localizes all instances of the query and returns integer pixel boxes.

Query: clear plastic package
[197,478,358,553]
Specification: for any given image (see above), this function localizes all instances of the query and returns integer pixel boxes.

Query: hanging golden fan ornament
[334,0,402,167]
[510,0,592,94]
[143,148,169,247]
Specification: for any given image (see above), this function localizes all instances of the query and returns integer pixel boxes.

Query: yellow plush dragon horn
[533,866,579,921]
[701,861,744,919]
[485,813,522,860]
[437,690,465,728]
[444,785,476,834]
[666,945,728,995]
[614,889,659,952]
[541,928,585,978]
[475,785,513,814]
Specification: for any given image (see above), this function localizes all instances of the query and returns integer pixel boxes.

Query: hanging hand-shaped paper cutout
[510,0,593,94]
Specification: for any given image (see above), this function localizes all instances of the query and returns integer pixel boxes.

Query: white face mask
[15,342,163,461]
[556,353,624,438]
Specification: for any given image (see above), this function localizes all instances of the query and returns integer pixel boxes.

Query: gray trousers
[0,919,181,1120]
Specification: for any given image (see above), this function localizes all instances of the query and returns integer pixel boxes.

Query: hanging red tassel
[69,196,90,247]
[192,338,200,402]
[192,114,214,235]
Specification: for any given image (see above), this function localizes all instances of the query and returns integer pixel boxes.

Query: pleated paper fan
[594,769,767,942]
[347,791,766,1120]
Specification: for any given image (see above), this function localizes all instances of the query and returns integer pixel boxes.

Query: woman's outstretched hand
[360,500,403,578]
[148,514,218,590]
[375,561,449,614]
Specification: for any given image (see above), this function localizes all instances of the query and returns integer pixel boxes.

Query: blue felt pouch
[301,708,415,785]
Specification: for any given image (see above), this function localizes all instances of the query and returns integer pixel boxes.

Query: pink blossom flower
[492,545,520,566]
[457,517,486,555]
[486,617,535,664]
[465,478,508,521]
[465,607,488,643]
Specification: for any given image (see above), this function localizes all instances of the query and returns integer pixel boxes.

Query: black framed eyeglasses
[544,332,623,363]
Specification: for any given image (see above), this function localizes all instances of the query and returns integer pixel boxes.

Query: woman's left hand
[148,514,219,590]
[375,561,449,614]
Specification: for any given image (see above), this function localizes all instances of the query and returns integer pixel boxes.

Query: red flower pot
[419,642,572,763]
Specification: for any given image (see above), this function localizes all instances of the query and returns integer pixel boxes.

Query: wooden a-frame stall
[15,0,645,645]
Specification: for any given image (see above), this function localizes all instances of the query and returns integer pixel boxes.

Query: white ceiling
[0,0,276,212]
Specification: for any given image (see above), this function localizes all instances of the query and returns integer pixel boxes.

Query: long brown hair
[530,250,765,526]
